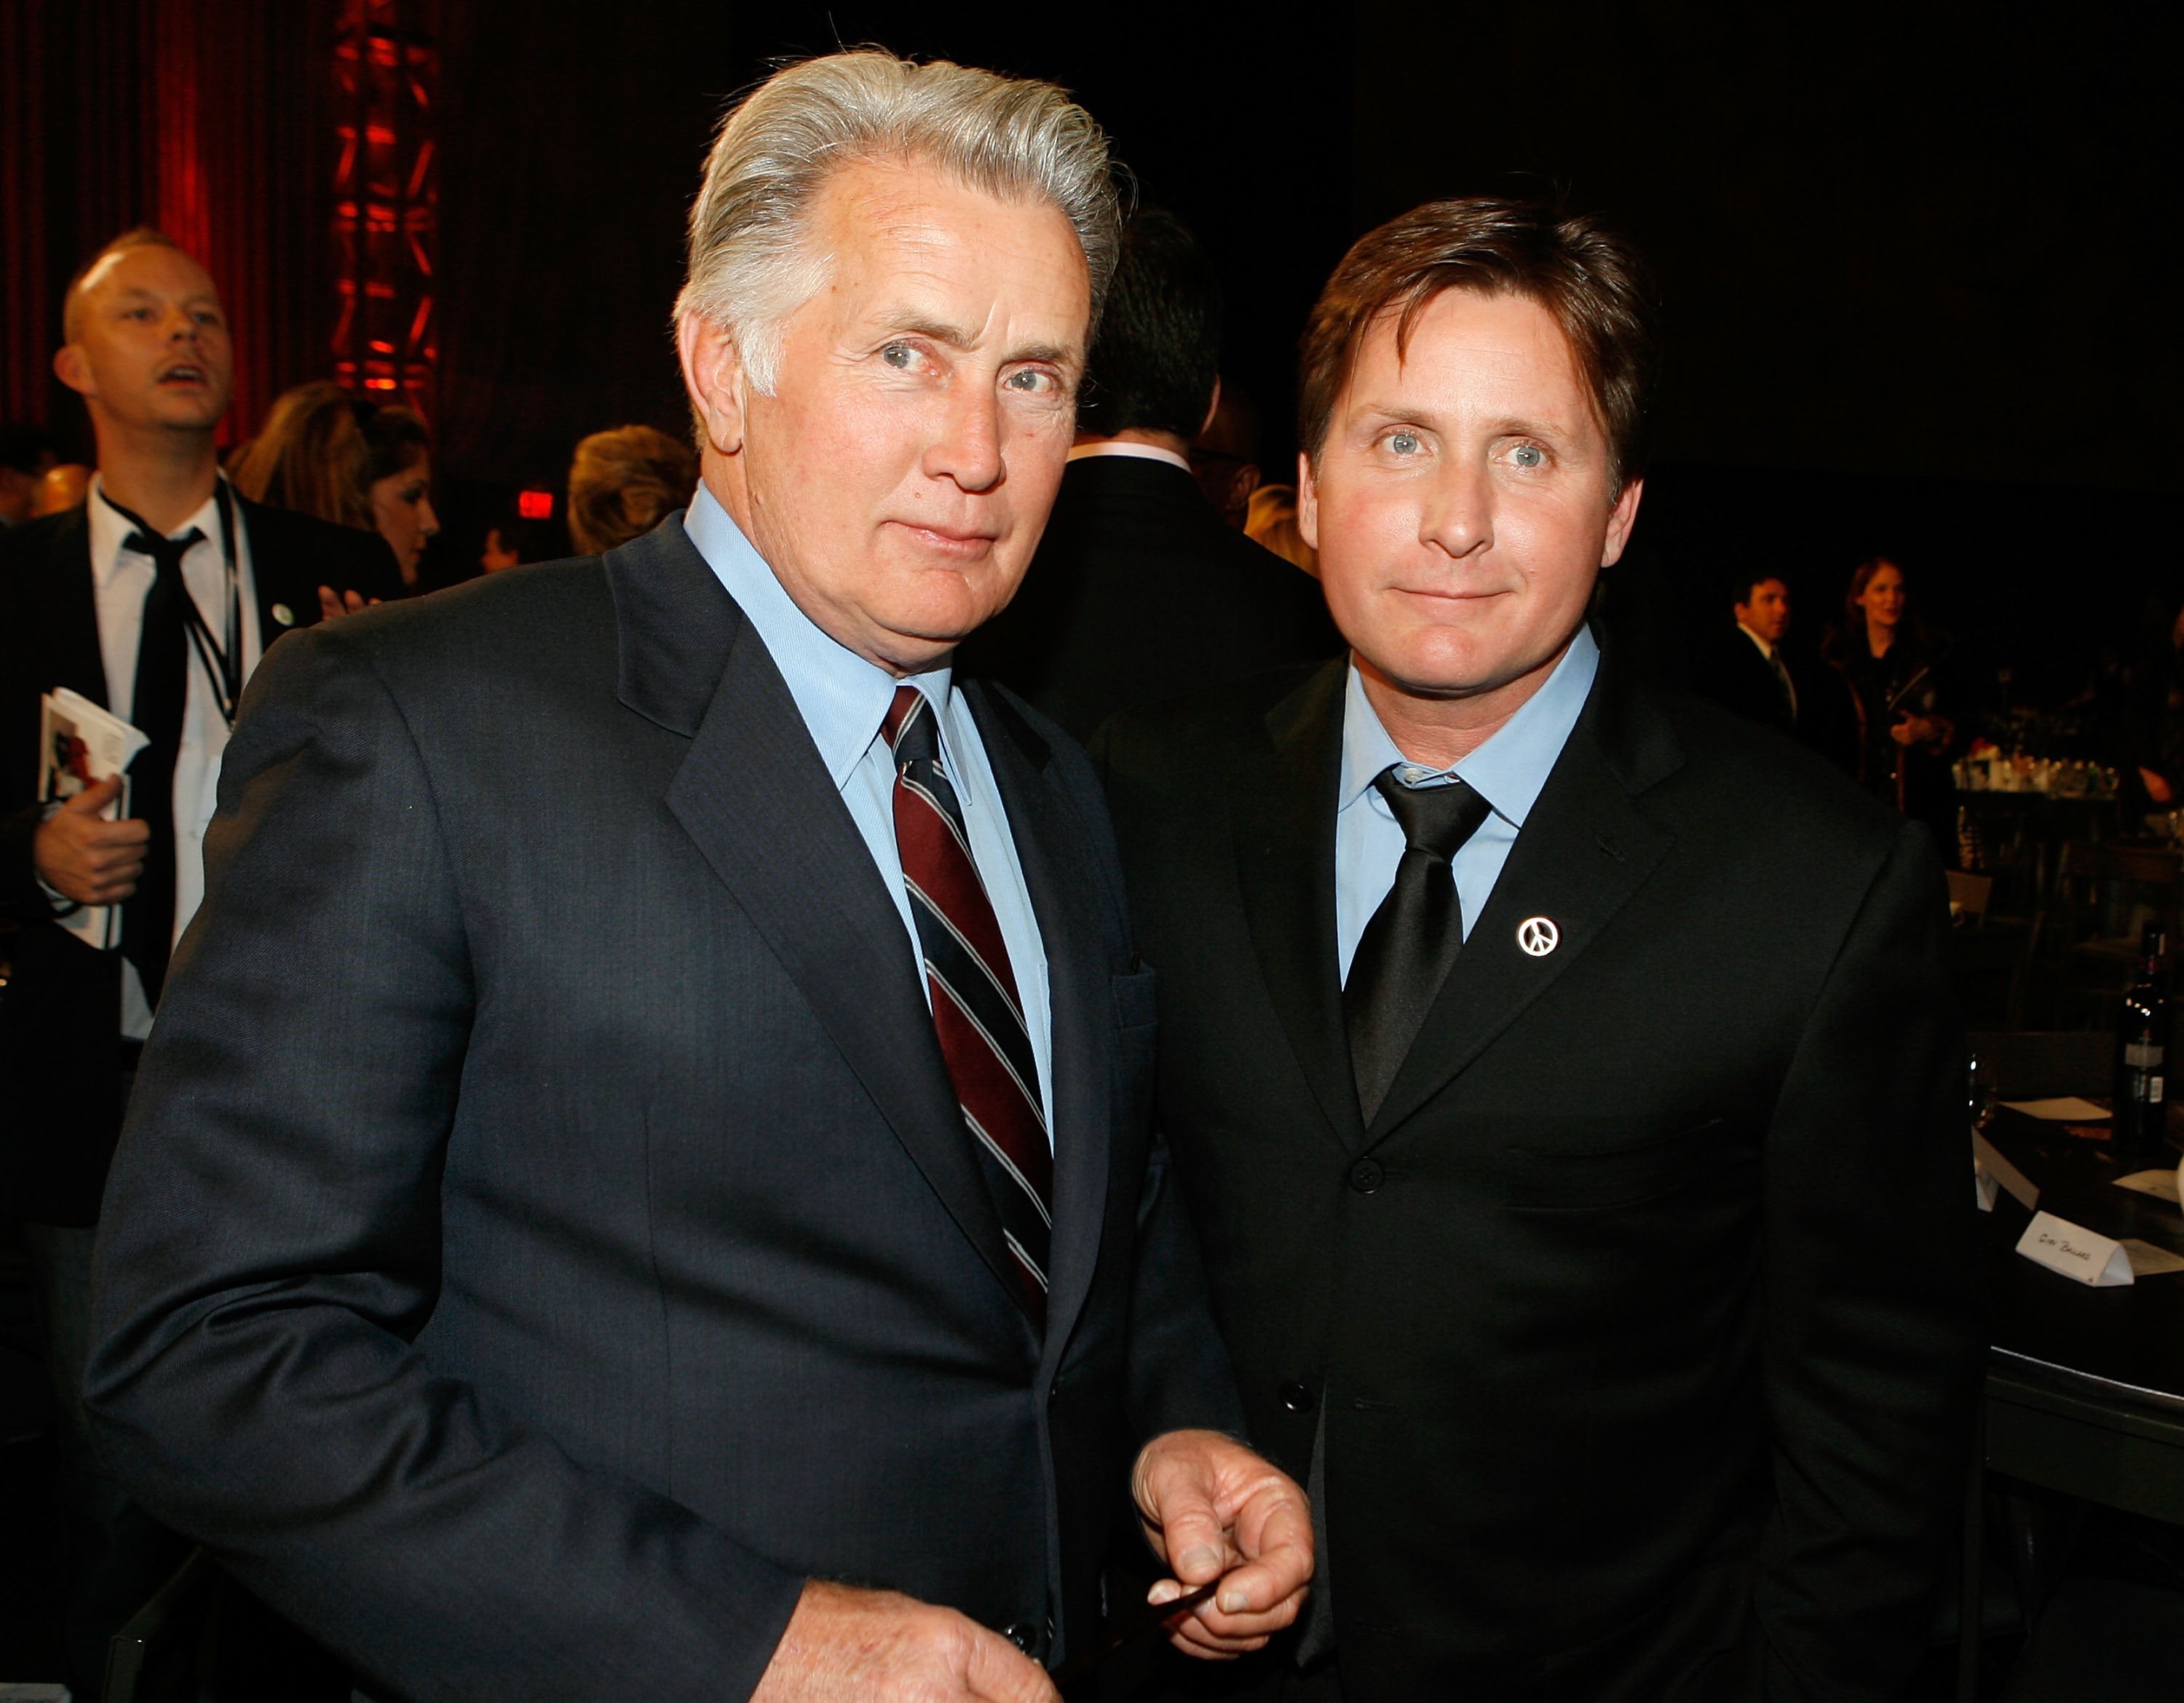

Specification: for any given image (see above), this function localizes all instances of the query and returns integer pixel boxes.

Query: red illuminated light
[517,489,554,520]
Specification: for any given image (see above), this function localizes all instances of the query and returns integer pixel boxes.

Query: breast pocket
[1501,1115,1727,1212]
[1110,965,1159,1032]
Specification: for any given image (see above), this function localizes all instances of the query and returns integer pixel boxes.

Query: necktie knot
[884,683,934,762]
[126,526,205,579]
[1373,769,1492,862]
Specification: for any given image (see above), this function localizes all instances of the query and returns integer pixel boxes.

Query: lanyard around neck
[100,480,243,726]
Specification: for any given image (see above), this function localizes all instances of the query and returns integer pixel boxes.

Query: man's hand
[317,584,380,620]
[33,777,150,905]
[748,1580,1059,1703]
[1132,1429,1312,1659]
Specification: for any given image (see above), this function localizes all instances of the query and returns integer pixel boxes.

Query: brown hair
[1843,556,1904,628]
[229,382,428,529]
[62,227,191,343]
[1297,197,1657,491]
[566,425,698,556]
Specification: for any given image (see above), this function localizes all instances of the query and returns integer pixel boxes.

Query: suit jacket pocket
[1110,965,1158,1030]
[1502,1115,1726,1212]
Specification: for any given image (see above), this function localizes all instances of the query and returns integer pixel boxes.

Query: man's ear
[676,310,748,457]
[1296,449,1319,552]
[1599,475,1645,568]
[53,342,92,400]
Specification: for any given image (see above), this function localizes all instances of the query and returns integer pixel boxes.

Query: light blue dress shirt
[1334,626,1600,984]
[684,488,1055,1141]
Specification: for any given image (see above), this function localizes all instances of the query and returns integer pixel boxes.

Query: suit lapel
[1230,661,1365,1153]
[965,681,1110,1359]
[610,523,1025,1317]
[1365,660,1681,1143]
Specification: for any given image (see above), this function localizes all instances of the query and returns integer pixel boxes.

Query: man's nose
[1419,459,1492,561]
[924,384,1005,494]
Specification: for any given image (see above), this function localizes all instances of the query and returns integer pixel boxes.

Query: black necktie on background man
[1343,770,1494,1124]
[119,523,202,1005]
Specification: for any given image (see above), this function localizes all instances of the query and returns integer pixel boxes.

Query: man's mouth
[888,519,1000,558]
[158,363,209,387]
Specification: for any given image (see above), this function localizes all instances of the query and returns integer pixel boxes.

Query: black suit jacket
[83,517,1243,1701]
[0,495,403,1224]
[1693,625,1798,733]
[1098,649,1984,1702]
[958,454,1338,742]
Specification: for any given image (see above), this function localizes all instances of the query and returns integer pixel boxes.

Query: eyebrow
[1351,403,1575,440]
[871,309,1078,370]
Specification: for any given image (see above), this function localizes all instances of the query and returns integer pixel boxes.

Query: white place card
[1973,1133,2038,1213]
[2016,1211,2134,1287]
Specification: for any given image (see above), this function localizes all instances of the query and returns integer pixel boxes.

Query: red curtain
[1,0,335,452]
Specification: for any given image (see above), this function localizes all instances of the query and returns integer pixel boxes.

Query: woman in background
[231,382,438,589]
[565,424,696,556]
[1824,555,1959,861]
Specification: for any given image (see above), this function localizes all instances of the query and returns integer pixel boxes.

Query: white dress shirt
[1334,627,1599,982]
[1065,439,1194,473]
[85,474,261,1037]
[683,488,1056,1143]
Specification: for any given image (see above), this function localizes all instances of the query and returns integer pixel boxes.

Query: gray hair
[676,50,1120,395]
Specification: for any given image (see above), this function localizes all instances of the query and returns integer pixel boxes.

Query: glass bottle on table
[2113,923,2171,1167]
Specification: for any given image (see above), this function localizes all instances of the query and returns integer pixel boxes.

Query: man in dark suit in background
[0,226,397,1699]
[962,207,1334,742]
[85,52,1307,1703]
[1696,571,1799,732]
[1099,199,1982,1701]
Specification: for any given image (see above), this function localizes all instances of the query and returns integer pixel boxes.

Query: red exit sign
[517,489,554,519]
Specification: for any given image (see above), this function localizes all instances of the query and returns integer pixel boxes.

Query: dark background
[4,0,2177,722]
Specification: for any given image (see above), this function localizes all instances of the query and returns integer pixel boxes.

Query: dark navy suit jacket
[84,516,1243,1701]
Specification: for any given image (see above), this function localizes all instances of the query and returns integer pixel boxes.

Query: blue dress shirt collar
[684,484,951,784]
[1338,624,1601,824]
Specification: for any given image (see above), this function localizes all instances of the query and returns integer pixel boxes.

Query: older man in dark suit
[1099,199,1982,1701]
[83,52,1307,1703]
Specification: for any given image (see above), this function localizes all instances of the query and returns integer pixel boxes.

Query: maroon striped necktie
[885,685,1053,1326]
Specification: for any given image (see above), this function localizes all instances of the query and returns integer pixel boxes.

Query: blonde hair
[674,50,1119,395]
[566,424,698,555]
[229,382,427,528]
[1246,483,1318,578]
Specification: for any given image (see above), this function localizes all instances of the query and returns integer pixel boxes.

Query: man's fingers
[61,775,125,814]
[1138,1458,1230,1584]
[961,1625,1059,1703]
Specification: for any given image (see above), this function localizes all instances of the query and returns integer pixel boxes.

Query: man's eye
[1510,443,1546,468]
[1003,368,1053,393]
[881,342,917,371]
[1387,431,1420,456]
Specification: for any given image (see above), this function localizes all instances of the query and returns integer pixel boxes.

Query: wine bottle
[2113,923,2171,1166]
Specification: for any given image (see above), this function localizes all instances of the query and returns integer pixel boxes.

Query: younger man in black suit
[0,226,396,1697]
[962,207,1334,740]
[1100,199,1982,1700]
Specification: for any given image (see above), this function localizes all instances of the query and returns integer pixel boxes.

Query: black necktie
[121,524,203,1005]
[1770,650,1797,722]
[1344,770,1493,1123]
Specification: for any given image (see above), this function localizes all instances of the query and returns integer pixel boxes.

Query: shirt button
[1348,1158,1384,1195]
[1279,1382,1315,1412]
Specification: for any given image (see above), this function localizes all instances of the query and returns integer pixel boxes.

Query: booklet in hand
[39,687,149,951]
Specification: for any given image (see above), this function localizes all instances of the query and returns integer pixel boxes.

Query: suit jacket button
[1002,1619,1051,1660]
[1348,1158,1384,1194]
[1279,1381,1315,1412]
